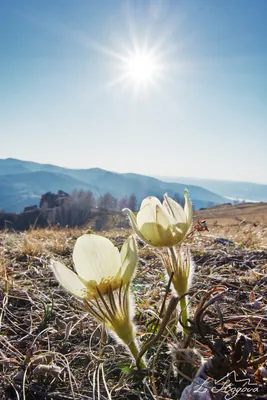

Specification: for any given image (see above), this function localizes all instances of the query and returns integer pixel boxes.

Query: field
[195,202,267,247]
[0,203,267,399]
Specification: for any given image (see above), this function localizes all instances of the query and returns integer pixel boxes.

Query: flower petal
[120,235,138,284]
[155,204,173,230]
[73,234,120,283]
[123,208,149,244]
[136,201,157,228]
[184,189,193,229]
[137,197,164,230]
[163,194,187,225]
[140,196,162,210]
[51,261,88,299]
[171,226,186,245]
[138,222,168,247]
[137,199,167,245]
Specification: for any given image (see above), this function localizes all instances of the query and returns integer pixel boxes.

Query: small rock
[180,378,212,400]
[214,238,235,246]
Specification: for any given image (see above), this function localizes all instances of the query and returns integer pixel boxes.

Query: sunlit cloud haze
[0,0,267,183]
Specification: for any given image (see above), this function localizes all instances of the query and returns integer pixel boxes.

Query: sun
[101,38,167,96]
[111,46,166,96]
[121,48,164,90]
[98,33,171,96]
[126,53,158,83]
[73,6,175,97]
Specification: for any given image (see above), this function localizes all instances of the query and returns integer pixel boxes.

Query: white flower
[124,190,193,248]
[51,233,146,367]
[51,234,138,300]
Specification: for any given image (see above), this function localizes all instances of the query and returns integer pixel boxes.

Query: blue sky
[0,0,267,183]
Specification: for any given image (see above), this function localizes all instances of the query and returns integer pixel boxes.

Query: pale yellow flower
[124,190,192,248]
[51,234,146,368]
[51,234,138,301]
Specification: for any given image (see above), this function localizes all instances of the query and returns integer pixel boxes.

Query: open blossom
[51,234,146,368]
[124,190,193,248]
[51,234,138,300]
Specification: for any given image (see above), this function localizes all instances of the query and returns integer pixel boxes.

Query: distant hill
[0,158,226,212]
[195,201,267,226]
[158,176,267,203]
[0,171,92,212]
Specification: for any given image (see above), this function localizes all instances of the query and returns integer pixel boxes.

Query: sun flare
[103,36,170,96]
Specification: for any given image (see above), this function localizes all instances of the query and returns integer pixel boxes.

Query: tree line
[39,190,186,231]
[40,190,138,230]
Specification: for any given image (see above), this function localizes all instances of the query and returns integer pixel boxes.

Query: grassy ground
[195,202,267,248]
[0,215,267,399]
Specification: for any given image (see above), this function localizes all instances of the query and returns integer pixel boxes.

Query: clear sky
[0,0,267,183]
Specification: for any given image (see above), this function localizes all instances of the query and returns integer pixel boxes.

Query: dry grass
[195,202,267,249]
[0,220,267,399]
[16,227,82,257]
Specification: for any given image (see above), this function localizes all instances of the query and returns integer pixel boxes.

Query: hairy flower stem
[136,294,179,368]
[85,291,147,369]
[179,295,189,334]
[169,246,189,335]
[127,340,147,369]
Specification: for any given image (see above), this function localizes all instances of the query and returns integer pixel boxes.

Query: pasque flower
[166,247,193,297]
[124,190,193,334]
[163,246,194,332]
[124,190,193,248]
[51,234,138,301]
[51,233,146,368]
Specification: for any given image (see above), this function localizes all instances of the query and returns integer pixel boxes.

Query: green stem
[128,340,147,369]
[179,295,189,333]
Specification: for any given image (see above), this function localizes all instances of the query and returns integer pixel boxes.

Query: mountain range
[0,158,226,212]
[158,176,267,203]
